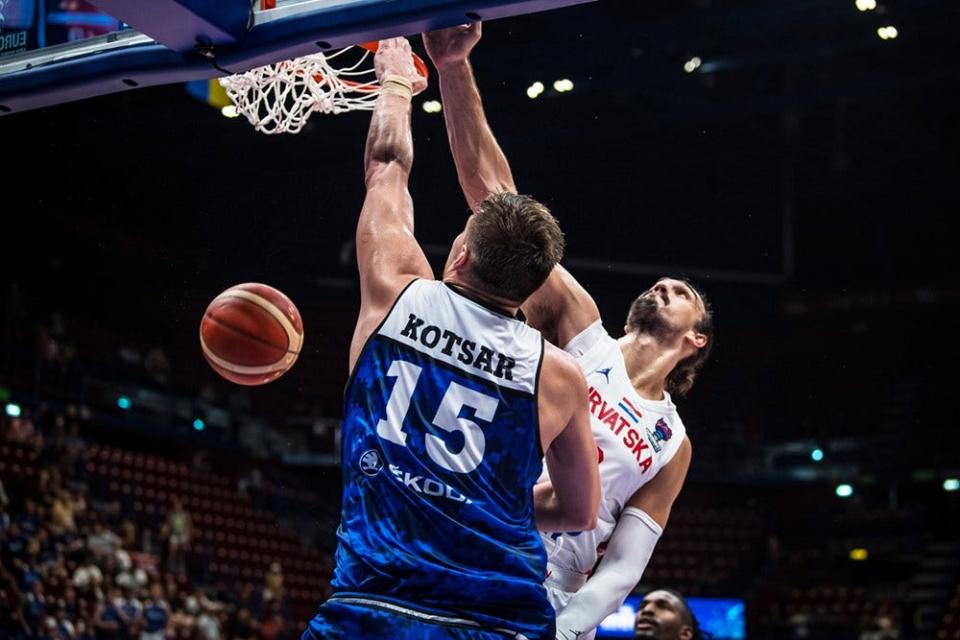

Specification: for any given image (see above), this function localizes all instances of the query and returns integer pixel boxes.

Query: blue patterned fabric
[329,282,552,640]
[305,598,525,639]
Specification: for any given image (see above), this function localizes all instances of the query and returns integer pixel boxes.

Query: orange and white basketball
[200,283,304,386]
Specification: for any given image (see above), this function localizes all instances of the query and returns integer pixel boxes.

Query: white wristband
[380,73,413,100]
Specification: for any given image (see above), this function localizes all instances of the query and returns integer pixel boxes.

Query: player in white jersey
[422,24,714,640]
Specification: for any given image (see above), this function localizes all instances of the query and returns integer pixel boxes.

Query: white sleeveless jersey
[540,321,687,581]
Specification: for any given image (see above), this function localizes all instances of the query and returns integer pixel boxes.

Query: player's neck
[442,276,522,317]
[617,331,684,401]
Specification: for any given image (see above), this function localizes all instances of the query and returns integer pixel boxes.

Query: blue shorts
[303,596,535,640]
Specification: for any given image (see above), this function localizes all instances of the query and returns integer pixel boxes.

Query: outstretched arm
[424,25,600,346]
[350,38,433,372]
[423,23,515,211]
[553,437,692,640]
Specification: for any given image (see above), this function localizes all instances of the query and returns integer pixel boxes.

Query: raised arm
[350,38,433,371]
[423,24,515,211]
[424,25,601,347]
[553,437,693,640]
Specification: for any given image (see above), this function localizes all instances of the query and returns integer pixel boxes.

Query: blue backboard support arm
[0,0,595,115]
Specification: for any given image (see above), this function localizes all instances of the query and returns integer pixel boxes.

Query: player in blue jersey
[303,38,600,640]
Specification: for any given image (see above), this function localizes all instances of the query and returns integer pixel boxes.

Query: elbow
[578,513,598,532]
[570,505,598,532]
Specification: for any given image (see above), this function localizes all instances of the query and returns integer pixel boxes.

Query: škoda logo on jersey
[586,386,653,474]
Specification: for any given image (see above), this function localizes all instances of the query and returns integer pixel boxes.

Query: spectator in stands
[160,497,192,577]
[140,583,170,640]
[633,589,702,640]
[258,601,286,640]
[50,599,77,640]
[115,584,143,640]
[71,551,104,601]
[227,607,257,640]
[118,520,137,551]
[0,560,27,632]
[859,613,899,640]
[3,522,29,563]
[51,490,78,534]
[17,499,43,538]
[115,551,148,592]
[261,562,284,607]
[138,527,157,557]
[22,580,49,636]
[86,520,120,560]
[787,611,811,639]
[192,592,222,640]
[94,588,124,640]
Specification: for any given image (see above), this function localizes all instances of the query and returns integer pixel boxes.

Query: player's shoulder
[542,340,583,376]
[540,342,588,395]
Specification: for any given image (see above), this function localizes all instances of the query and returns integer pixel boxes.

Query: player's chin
[634,621,659,638]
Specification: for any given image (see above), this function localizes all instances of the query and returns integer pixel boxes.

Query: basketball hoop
[218,42,429,135]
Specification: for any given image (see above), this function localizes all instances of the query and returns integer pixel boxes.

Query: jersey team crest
[646,418,673,453]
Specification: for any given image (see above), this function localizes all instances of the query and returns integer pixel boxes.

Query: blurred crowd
[0,408,297,640]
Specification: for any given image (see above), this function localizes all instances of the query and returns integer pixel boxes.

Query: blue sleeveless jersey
[333,279,552,638]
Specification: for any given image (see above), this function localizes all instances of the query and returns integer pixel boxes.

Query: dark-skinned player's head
[634,589,703,640]
[444,192,564,304]
[624,278,713,396]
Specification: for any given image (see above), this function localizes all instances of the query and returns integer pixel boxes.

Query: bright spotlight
[835,483,854,498]
[221,105,239,118]
[684,56,702,73]
[4,403,21,418]
[855,0,877,10]
[422,100,442,113]
[117,396,132,410]
[193,418,206,431]
[944,478,960,492]
[849,548,869,561]
[526,81,545,99]
[811,448,824,462]
[877,26,898,39]
[552,79,574,93]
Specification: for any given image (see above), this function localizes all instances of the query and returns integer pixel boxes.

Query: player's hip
[305,594,553,640]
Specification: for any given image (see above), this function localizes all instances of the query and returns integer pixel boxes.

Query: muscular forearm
[438,61,515,210]
[364,88,414,183]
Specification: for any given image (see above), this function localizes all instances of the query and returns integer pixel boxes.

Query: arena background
[1,0,958,638]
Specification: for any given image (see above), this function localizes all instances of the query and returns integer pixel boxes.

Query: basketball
[199,283,304,386]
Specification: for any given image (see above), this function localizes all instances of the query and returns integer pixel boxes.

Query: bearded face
[625,294,676,340]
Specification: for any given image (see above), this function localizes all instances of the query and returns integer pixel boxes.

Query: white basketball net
[219,46,384,135]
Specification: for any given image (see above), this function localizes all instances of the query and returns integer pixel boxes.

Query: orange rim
[303,42,428,93]
[358,41,430,83]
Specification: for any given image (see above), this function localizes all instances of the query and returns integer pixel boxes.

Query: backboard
[0,0,595,115]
